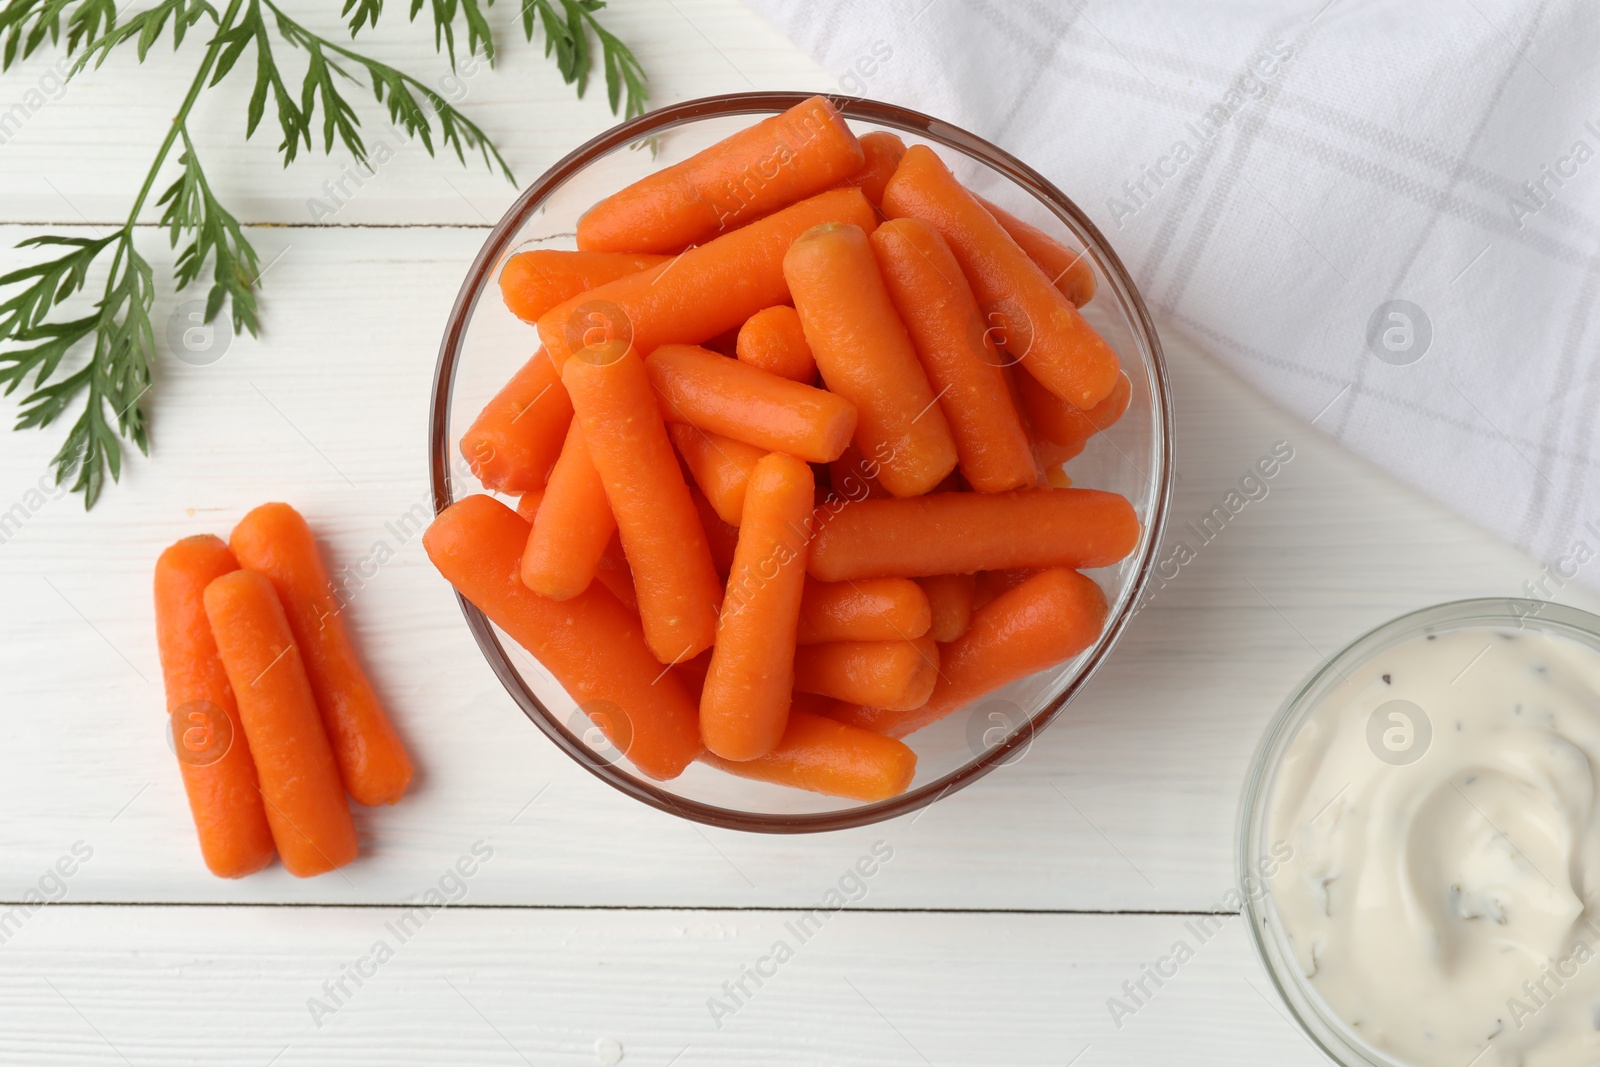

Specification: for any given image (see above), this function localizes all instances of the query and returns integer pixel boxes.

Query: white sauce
[1267,625,1600,1067]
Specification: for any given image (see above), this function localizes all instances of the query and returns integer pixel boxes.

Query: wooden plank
[0,904,1325,1065]
[2,224,1589,909]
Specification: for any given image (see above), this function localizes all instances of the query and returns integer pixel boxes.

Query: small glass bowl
[430,92,1174,831]
[1237,597,1600,1065]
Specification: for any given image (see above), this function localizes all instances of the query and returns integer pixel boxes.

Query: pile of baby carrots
[154,504,412,878]
[426,96,1139,804]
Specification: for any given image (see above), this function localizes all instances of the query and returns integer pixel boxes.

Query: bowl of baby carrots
[427,92,1173,831]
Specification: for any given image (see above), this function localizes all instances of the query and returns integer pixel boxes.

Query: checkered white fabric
[750,0,1600,593]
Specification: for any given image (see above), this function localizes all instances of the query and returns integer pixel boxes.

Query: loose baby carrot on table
[460,349,572,493]
[792,634,939,711]
[831,568,1107,738]
[154,537,276,879]
[562,345,723,663]
[736,305,816,383]
[230,504,413,807]
[973,194,1097,308]
[842,130,907,208]
[702,710,918,802]
[668,423,765,527]
[202,570,359,877]
[521,420,616,601]
[577,95,865,254]
[500,250,670,323]
[882,145,1120,408]
[689,482,740,576]
[647,344,857,464]
[538,187,878,367]
[700,453,815,761]
[783,222,958,496]
[870,217,1037,493]
[1019,369,1132,467]
[424,495,702,779]
[808,488,1139,581]
[796,577,931,644]
[918,573,976,643]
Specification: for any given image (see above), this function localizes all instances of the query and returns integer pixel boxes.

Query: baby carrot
[784,222,958,496]
[423,495,702,779]
[647,343,857,464]
[973,194,1096,307]
[972,568,1035,612]
[918,573,976,642]
[842,130,907,208]
[689,482,740,577]
[736,305,816,383]
[562,346,723,663]
[153,537,276,879]
[700,453,815,761]
[792,634,939,711]
[832,568,1107,738]
[882,145,1120,408]
[808,488,1139,581]
[460,349,573,493]
[594,533,638,610]
[870,217,1037,493]
[827,442,889,501]
[500,250,670,323]
[230,504,413,807]
[1020,369,1132,467]
[796,577,931,644]
[538,187,878,367]
[515,490,545,523]
[521,420,617,600]
[668,423,765,526]
[202,570,358,877]
[577,95,864,254]
[702,710,918,802]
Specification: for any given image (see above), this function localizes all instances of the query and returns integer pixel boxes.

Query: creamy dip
[1267,625,1600,1067]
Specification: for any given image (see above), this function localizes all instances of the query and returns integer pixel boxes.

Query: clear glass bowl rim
[429,90,1176,833]
[1236,596,1600,1065]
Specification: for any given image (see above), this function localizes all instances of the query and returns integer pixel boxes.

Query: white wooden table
[2,2,1594,1063]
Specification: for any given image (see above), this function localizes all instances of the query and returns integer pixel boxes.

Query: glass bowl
[1237,597,1600,1066]
[429,91,1174,832]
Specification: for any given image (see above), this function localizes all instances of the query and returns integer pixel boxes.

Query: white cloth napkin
[748,0,1600,594]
